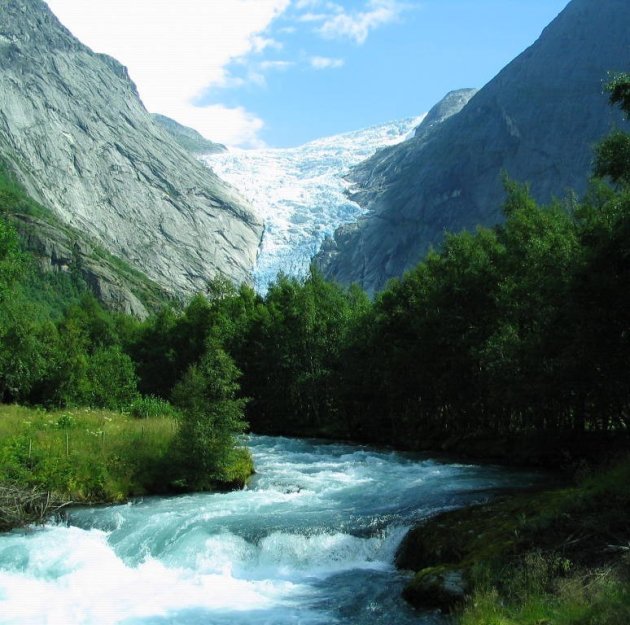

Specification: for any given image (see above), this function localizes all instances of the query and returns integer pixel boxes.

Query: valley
[0,1,629,624]
[205,117,422,291]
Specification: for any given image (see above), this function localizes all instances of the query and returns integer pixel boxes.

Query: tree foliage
[170,343,248,489]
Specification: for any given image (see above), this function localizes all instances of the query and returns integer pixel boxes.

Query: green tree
[486,183,579,431]
[0,218,24,298]
[170,343,247,489]
[594,73,630,185]
[86,346,140,410]
[0,217,52,402]
[0,298,57,403]
[240,268,361,437]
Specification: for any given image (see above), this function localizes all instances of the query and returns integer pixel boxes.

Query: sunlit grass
[462,570,630,625]
[456,457,630,625]
[0,404,178,502]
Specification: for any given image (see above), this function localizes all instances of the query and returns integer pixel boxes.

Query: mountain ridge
[152,114,227,155]
[317,0,628,294]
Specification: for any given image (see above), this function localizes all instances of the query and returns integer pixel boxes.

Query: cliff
[318,0,628,294]
[0,0,262,299]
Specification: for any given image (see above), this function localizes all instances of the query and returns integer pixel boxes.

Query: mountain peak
[318,0,629,294]
[414,89,478,139]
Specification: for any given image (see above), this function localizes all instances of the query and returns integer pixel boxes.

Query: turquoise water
[0,436,538,625]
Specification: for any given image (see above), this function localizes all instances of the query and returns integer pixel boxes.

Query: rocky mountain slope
[152,115,227,155]
[317,0,628,294]
[0,0,262,300]
[346,89,477,212]
[412,88,478,141]
[1,160,168,317]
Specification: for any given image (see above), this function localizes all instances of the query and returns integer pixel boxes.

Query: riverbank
[0,404,253,530]
[255,423,630,474]
[396,454,630,623]
[410,430,630,471]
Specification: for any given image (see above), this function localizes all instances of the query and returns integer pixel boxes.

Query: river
[0,436,539,625]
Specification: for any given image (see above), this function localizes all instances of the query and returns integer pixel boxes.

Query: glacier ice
[204,117,424,292]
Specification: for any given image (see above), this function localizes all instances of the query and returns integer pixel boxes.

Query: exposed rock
[402,566,469,612]
[345,90,476,211]
[413,88,478,141]
[152,114,227,155]
[318,0,628,294]
[0,0,262,298]
[13,213,165,317]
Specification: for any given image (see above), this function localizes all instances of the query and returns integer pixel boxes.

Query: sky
[45,0,571,149]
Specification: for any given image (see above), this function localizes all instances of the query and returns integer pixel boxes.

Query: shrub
[129,395,178,419]
[170,345,248,490]
[86,346,140,410]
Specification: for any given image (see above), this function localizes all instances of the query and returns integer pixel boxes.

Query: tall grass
[0,404,178,502]
[462,565,630,625]
[458,456,630,625]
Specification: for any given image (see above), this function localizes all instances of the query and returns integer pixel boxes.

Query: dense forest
[0,75,629,471]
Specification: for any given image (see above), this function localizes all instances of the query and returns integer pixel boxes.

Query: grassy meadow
[0,404,178,503]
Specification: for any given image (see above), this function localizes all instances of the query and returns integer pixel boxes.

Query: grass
[462,566,630,625]
[0,404,178,503]
[0,403,256,531]
[397,455,630,623]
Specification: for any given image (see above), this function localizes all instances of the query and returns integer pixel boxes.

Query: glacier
[204,117,423,292]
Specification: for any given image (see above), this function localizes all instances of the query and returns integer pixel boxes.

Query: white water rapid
[0,436,538,625]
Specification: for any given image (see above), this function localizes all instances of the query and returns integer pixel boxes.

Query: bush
[170,344,248,490]
[129,395,178,419]
[86,346,140,410]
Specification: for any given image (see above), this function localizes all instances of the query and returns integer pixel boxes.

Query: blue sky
[47,0,570,148]
[203,0,571,146]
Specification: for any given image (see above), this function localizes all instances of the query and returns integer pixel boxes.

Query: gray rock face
[14,214,152,318]
[152,114,227,155]
[345,88,477,214]
[413,88,478,140]
[0,0,262,297]
[318,0,628,294]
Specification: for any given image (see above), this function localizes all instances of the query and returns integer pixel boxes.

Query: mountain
[347,89,477,213]
[0,0,262,301]
[1,163,168,317]
[317,0,629,294]
[205,117,421,291]
[152,114,227,155]
[413,88,478,141]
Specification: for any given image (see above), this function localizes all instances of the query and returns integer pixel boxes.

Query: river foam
[0,436,539,625]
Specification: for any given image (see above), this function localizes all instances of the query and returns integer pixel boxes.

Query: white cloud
[316,0,403,45]
[298,12,328,23]
[259,60,295,71]
[174,104,266,149]
[45,0,290,146]
[295,0,322,8]
[310,56,345,70]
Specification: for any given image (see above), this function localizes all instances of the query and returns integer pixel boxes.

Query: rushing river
[0,436,539,625]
